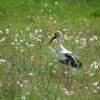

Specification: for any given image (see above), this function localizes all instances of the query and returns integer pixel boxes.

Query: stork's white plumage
[48,31,82,68]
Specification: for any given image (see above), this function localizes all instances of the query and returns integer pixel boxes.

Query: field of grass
[0,0,100,100]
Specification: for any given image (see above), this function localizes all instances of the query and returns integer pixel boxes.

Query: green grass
[0,0,100,100]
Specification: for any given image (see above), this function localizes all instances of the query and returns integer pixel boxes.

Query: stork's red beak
[48,35,56,45]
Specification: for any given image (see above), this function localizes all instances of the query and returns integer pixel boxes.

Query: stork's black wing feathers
[64,53,82,68]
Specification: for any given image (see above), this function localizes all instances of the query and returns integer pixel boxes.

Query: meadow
[0,0,100,100]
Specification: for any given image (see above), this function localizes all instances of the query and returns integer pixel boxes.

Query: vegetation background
[0,0,100,100]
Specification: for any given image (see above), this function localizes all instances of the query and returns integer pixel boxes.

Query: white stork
[48,31,82,68]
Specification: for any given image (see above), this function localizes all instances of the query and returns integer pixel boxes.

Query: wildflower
[34,29,38,34]
[39,29,43,33]
[5,28,9,34]
[25,42,29,46]
[63,28,67,32]
[93,82,99,86]
[97,86,100,90]
[93,36,97,40]
[36,38,42,42]
[89,73,94,77]
[28,72,33,77]
[85,86,88,90]
[14,38,18,42]
[15,34,19,37]
[54,21,56,24]
[29,33,33,38]
[52,70,56,74]
[75,39,79,43]
[23,80,27,84]
[19,39,23,43]
[63,88,74,96]
[93,90,98,93]
[50,17,53,20]
[11,41,15,45]
[0,37,6,43]
[0,30,3,34]
[91,61,99,69]
[90,37,94,41]
[21,96,26,100]
[84,18,87,22]
[0,81,3,87]
[0,59,7,64]
[40,9,44,12]
[17,81,20,85]
[20,49,25,53]
[44,4,48,7]
[20,83,23,87]
[48,63,53,66]
[49,9,52,12]
[55,1,58,5]
[26,92,30,95]
[26,27,30,31]
[64,71,68,75]
[29,43,35,47]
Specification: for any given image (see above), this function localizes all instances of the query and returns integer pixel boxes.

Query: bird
[48,31,82,68]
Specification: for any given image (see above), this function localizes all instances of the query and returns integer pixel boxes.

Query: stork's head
[48,31,62,45]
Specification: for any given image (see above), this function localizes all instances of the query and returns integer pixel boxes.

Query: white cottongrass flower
[54,21,56,24]
[5,28,9,34]
[93,82,99,86]
[20,49,25,53]
[29,43,35,47]
[48,63,53,66]
[63,88,74,96]
[29,33,33,38]
[91,61,99,69]
[21,96,26,100]
[93,36,97,40]
[26,91,30,95]
[63,28,67,32]
[15,34,19,37]
[85,86,88,90]
[11,41,15,45]
[20,39,24,43]
[55,1,58,5]
[40,9,44,12]
[39,29,43,33]
[93,90,98,93]
[36,38,42,42]
[90,36,98,41]
[64,71,68,75]
[20,83,23,87]
[89,73,94,77]
[28,73,33,77]
[17,81,23,87]
[44,4,48,7]
[0,81,3,87]
[26,27,30,31]
[23,80,27,84]
[34,29,38,34]
[14,38,18,42]
[0,30,3,34]
[75,39,79,43]
[50,17,53,20]
[49,9,52,12]
[0,37,6,43]
[0,59,7,64]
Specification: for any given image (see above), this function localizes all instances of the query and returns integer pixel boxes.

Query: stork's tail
[75,59,82,68]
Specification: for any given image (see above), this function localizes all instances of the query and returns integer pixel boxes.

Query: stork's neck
[56,38,62,46]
